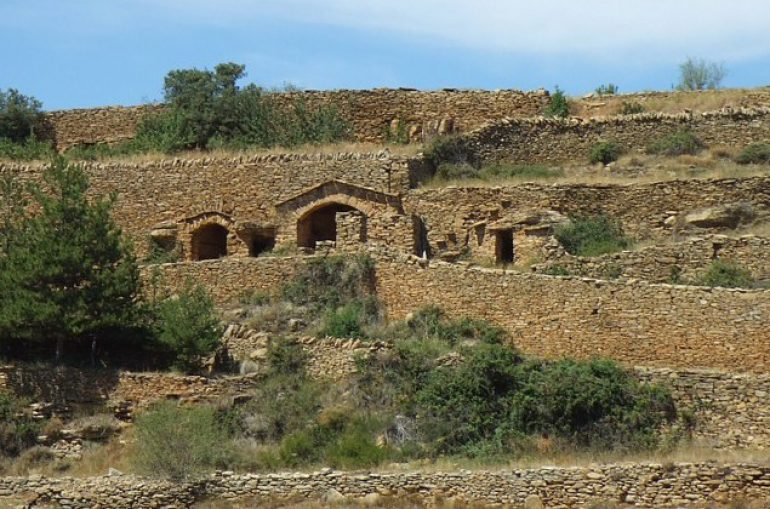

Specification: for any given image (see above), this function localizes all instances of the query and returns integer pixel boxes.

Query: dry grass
[422,151,770,188]
[64,142,421,165]
[193,494,500,509]
[573,88,770,117]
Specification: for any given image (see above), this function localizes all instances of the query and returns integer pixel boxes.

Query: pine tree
[0,158,141,362]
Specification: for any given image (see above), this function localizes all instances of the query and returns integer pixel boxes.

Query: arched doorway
[297,203,360,249]
[191,223,228,260]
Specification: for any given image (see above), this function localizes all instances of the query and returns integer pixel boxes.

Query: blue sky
[3,0,770,110]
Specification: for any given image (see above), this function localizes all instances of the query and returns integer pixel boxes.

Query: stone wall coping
[0,150,408,172]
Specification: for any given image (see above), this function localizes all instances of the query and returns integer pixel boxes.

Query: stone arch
[180,211,238,261]
[296,198,369,249]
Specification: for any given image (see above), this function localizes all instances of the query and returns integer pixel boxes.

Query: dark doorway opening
[297,203,358,249]
[191,224,228,260]
[496,229,514,263]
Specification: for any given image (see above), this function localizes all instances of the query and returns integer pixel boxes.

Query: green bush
[282,255,375,310]
[594,84,619,96]
[132,402,234,480]
[589,140,623,165]
[0,89,44,143]
[234,374,322,442]
[155,281,222,373]
[555,215,631,257]
[693,260,754,288]
[434,162,479,181]
[415,346,675,455]
[542,265,573,276]
[0,137,54,161]
[646,130,703,156]
[0,392,38,457]
[544,86,570,118]
[423,134,475,172]
[321,301,368,338]
[266,337,308,377]
[507,359,675,450]
[735,143,770,165]
[130,64,351,154]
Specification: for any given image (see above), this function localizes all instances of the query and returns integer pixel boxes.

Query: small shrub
[434,162,479,181]
[0,392,38,457]
[155,281,223,373]
[544,86,570,118]
[424,134,475,172]
[555,215,631,257]
[132,402,234,480]
[619,101,645,115]
[385,119,410,145]
[543,265,573,276]
[694,260,754,288]
[321,301,368,338]
[0,136,55,161]
[282,255,375,311]
[267,338,308,376]
[144,237,180,264]
[594,83,619,96]
[647,130,703,156]
[735,142,770,165]
[238,289,270,306]
[589,140,623,165]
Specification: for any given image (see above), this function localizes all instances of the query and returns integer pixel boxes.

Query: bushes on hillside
[154,281,222,373]
[646,130,703,156]
[555,215,631,257]
[131,402,234,480]
[433,162,564,182]
[0,392,39,457]
[735,142,770,165]
[694,260,754,288]
[544,86,570,118]
[589,140,623,165]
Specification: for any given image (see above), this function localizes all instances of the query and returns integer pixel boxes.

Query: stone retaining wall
[2,463,770,508]
[39,89,548,149]
[461,107,770,165]
[375,256,770,373]
[532,234,770,283]
[143,253,770,372]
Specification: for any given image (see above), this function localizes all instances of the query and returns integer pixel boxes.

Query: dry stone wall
[142,253,770,372]
[532,234,770,283]
[3,463,770,508]
[405,176,770,247]
[375,256,770,373]
[39,89,548,149]
[462,107,770,165]
[39,104,164,150]
[1,153,419,258]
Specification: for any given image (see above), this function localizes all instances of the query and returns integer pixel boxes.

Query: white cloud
[136,0,770,63]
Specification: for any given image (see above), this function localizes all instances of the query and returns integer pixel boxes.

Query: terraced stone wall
[462,108,770,165]
[405,177,770,248]
[2,463,770,508]
[40,89,549,149]
[532,234,770,283]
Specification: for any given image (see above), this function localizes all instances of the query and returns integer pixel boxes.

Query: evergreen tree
[0,158,141,362]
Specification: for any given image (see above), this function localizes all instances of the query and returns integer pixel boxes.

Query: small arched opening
[297,202,360,249]
[191,223,229,260]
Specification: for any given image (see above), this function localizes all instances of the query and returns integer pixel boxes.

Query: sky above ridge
[3,0,770,110]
